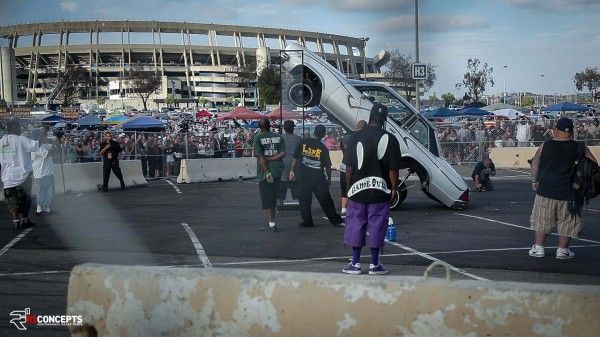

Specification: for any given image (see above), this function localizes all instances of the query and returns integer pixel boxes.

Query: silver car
[281,43,469,209]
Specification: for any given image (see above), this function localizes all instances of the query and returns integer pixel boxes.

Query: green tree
[199,96,209,107]
[96,96,107,106]
[428,93,439,107]
[165,95,176,107]
[228,63,257,105]
[441,93,455,107]
[26,96,37,106]
[574,67,600,103]
[256,66,281,108]
[126,66,162,111]
[455,58,494,102]
[226,96,234,106]
[383,50,436,101]
[521,95,535,107]
[56,66,95,107]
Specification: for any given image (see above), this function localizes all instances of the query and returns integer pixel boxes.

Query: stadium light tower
[502,65,508,104]
[540,74,545,107]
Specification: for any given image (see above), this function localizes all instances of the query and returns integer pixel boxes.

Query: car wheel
[289,79,320,107]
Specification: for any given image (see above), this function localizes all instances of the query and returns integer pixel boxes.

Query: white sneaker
[556,248,575,260]
[36,205,43,214]
[43,205,51,213]
[528,244,545,258]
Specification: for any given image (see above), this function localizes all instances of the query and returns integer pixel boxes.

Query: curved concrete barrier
[57,160,147,193]
[177,158,256,183]
[490,146,600,169]
[67,264,600,337]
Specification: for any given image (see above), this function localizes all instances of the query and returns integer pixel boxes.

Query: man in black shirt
[342,104,401,275]
[99,131,125,192]
[471,158,496,192]
[289,125,343,228]
[529,117,597,259]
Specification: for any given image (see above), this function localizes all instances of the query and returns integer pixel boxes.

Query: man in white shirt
[515,117,531,147]
[32,126,56,214]
[0,119,39,229]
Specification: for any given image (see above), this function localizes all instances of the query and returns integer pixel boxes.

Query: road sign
[412,63,427,80]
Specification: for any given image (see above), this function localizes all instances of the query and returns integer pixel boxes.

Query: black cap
[369,103,388,125]
[314,124,326,138]
[556,117,574,133]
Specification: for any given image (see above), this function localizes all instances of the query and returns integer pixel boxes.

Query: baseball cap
[555,117,574,132]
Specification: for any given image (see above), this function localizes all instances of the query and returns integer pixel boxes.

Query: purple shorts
[344,199,390,249]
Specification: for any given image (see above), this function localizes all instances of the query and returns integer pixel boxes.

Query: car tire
[288,79,320,107]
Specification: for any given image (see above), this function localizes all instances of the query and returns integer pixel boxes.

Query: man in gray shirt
[279,120,303,205]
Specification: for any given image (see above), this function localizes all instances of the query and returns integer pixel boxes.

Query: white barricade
[57,160,147,193]
[177,157,256,183]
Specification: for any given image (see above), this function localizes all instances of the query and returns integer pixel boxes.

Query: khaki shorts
[530,195,583,237]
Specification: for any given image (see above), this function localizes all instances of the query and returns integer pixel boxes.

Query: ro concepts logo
[10,308,83,331]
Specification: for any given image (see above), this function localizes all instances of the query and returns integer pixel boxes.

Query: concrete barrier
[57,160,147,193]
[330,150,342,170]
[490,146,600,169]
[67,264,600,337]
[177,157,256,183]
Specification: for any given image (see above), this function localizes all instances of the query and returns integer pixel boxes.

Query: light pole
[540,74,545,107]
[414,0,420,111]
[502,65,508,104]
[362,37,369,81]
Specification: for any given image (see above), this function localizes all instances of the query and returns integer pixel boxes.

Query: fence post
[134,131,137,159]
[185,132,189,159]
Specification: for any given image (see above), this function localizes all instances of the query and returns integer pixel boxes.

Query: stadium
[0,20,390,109]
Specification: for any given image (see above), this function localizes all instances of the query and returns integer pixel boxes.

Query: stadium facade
[0,20,389,109]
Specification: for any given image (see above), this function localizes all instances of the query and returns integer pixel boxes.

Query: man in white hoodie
[32,126,56,214]
[0,119,39,229]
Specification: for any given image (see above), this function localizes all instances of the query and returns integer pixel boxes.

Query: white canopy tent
[492,108,525,120]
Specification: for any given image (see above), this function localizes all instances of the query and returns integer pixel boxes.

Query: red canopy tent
[196,109,212,118]
[217,106,265,120]
[266,107,305,120]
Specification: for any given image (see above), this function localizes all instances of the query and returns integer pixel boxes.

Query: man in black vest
[99,131,125,192]
[529,117,597,259]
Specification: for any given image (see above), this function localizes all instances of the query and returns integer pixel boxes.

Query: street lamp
[540,74,545,107]
[361,37,369,81]
[502,65,508,104]
[414,0,421,111]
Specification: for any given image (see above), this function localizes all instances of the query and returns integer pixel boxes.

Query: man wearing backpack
[529,117,597,259]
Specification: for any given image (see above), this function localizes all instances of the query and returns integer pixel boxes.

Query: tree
[165,95,177,107]
[228,63,257,105]
[226,96,234,106]
[383,50,436,101]
[428,93,439,107]
[441,93,455,107]
[256,66,281,108]
[521,95,535,107]
[126,66,161,111]
[96,96,107,106]
[574,67,600,103]
[56,66,95,107]
[199,96,209,107]
[455,58,494,103]
[26,96,37,106]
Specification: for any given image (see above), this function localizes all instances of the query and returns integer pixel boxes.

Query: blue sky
[1,0,599,98]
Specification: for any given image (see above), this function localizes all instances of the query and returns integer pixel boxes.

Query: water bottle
[386,217,397,242]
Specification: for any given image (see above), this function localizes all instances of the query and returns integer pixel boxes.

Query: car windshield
[353,85,414,125]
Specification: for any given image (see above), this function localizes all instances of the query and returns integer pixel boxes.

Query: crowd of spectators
[436,117,600,164]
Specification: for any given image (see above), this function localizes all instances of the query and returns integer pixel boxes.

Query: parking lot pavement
[1,172,599,335]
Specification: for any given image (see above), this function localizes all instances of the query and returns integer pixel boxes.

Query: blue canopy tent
[74,114,102,130]
[308,106,322,114]
[421,107,458,118]
[463,101,486,109]
[457,107,491,117]
[122,116,166,131]
[103,114,129,125]
[41,114,67,124]
[541,102,591,113]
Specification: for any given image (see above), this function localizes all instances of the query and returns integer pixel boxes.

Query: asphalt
[1,166,600,336]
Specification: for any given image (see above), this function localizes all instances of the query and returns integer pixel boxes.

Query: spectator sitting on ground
[471,158,496,192]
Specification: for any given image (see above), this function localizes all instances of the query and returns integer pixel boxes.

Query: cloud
[60,0,78,12]
[504,0,600,12]
[376,15,489,34]
[281,0,412,12]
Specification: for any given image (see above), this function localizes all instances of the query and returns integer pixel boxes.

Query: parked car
[281,43,469,209]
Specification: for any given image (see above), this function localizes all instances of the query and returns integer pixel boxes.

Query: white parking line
[180,223,212,268]
[166,179,182,194]
[455,213,600,245]
[0,228,34,258]
[386,241,490,281]
[505,169,531,174]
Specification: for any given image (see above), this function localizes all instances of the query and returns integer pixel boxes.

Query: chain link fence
[436,118,600,164]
